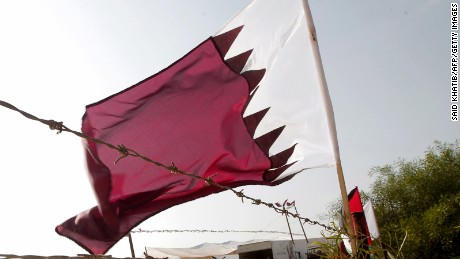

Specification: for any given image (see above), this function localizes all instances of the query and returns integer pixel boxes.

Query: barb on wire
[115,144,129,164]
[0,99,336,232]
[169,162,179,174]
[47,120,63,134]
[131,228,305,236]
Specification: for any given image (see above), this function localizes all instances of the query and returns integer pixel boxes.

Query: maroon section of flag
[348,187,364,213]
[340,187,373,255]
[348,187,372,247]
[56,38,292,255]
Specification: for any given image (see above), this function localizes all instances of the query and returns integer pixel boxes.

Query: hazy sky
[0,0,456,257]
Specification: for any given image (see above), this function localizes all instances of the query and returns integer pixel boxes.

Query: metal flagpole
[293,204,309,243]
[283,203,295,244]
[301,0,357,256]
[128,233,136,258]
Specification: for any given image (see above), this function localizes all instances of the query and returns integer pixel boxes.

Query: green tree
[369,141,460,258]
[321,141,460,258]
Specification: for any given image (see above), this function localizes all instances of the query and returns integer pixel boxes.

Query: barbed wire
[131,228,305,236]
[0,99,335,231]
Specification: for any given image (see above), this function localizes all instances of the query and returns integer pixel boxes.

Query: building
[237,238,326,259]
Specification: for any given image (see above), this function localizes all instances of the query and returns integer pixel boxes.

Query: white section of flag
[216,0,340,179]
[364,200,380,239]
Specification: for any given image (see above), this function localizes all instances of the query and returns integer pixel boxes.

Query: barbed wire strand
[131,228,305,236]
[0,99,335,231]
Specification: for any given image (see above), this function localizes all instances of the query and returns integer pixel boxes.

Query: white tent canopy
[145,240,263,258]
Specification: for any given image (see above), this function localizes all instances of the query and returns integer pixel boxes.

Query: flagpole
[301,0,357,256]
[294,204,309,243]
[128,233,135,258]
[283,204,295,244]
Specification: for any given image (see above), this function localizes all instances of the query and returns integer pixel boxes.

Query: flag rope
[0,99,335,232]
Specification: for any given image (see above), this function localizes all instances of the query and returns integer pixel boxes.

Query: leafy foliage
[313,222,401,259]
[369,141,460,258]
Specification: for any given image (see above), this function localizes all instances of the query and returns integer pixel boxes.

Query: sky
[0,0,457,257]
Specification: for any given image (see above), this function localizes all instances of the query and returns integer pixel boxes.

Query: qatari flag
[56,0,340,254]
